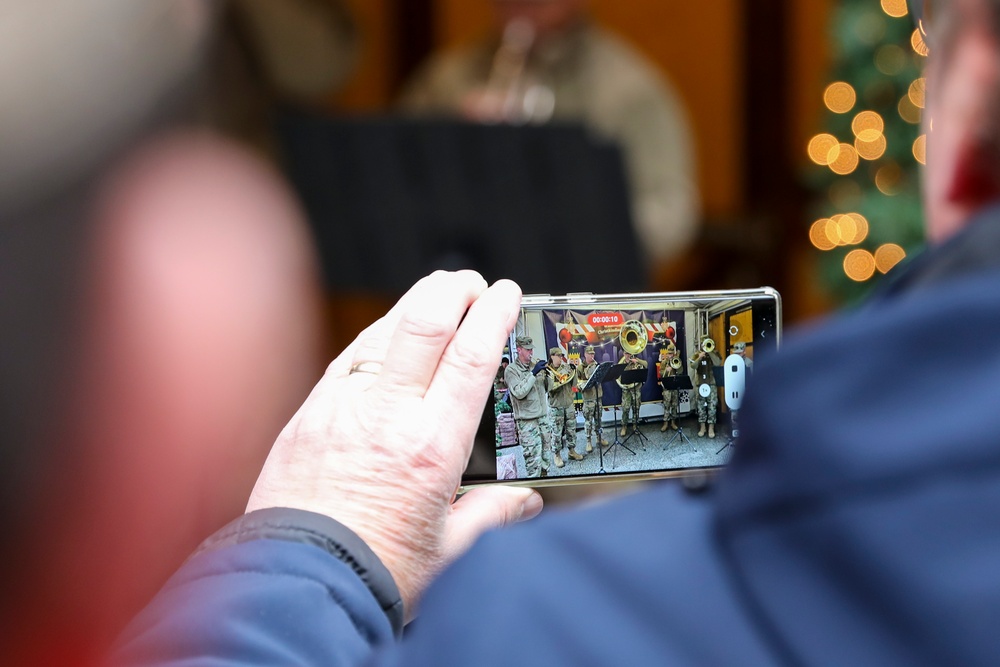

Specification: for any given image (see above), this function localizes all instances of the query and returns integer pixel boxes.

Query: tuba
[670,356,683,371]
[619,320,648,356]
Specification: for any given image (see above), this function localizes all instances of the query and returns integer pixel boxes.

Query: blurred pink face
[45,131,322,650]
[921,0,1000,243]
[491,0,586,37]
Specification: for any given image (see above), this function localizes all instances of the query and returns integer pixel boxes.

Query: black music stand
[276,114,645,295]
[580,362,613,473]
[660,375,694,450]
[599,364,635,471]
[618,367,650,452]
[717,410,738,456]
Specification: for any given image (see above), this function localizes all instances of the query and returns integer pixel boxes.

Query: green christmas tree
[805,0,928,304]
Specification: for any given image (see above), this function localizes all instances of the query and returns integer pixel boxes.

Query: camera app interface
[464,293,778,484]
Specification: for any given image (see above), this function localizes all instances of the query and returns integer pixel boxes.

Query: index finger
[423,279,521,438]
[373,271,489,399]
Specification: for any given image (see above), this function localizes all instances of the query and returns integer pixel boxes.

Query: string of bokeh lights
[806,0,926,283]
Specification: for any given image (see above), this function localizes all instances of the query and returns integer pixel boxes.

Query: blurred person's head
[919,0,1000,242]
[1,1,322,662]
[490,0,588,39]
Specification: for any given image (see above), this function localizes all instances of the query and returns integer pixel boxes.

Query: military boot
[670,420,679,430]
[554,452,565,468]
[660,421,669,432]
[708,424,716,439]
[698,422,706,437]
[585,437,593,453]
[599,436,609,446]
[568,449,584,461]
[620,424,627,437]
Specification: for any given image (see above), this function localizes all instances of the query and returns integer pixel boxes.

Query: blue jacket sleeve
[111,508,403,667]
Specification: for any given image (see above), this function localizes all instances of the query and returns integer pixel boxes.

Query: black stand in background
[580,362,614,473]
[599,364,633,471]
[660,375,694,450]
[712,366,737,456]
[717,411,738,455]
[276,114,646,295]
[619,367,651,450]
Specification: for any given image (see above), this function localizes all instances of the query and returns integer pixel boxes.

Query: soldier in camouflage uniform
[503,336,553,478]
[616,350,648,436]
[656,343,681,432]
[690,336,722,438]
[546,347,584,468]
[574,345,608,453]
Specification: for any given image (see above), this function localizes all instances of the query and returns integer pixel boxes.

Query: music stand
[599,364,634,471]
[660,375,694,450]
[618,367,650,451]
[703,366,734,454]
[581,361,613,393]
[580,362,613,473]
[717,412,738,455]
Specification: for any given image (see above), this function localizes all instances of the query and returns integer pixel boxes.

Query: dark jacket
[114,204,1000,666]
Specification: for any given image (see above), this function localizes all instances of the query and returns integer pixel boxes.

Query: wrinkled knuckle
[446,337,491,375]
[396,309,452,344]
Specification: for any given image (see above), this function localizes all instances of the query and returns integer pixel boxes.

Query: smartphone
[462,287,781,489]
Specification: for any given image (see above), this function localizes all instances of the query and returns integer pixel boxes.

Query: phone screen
[462,288,781,487]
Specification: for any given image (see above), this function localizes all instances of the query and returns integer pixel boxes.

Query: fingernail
[519,490,544,521]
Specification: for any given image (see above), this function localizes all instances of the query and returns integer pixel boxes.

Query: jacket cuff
[194,507,404,637]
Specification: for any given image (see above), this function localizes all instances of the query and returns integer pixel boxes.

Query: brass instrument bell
[619,319,648,356]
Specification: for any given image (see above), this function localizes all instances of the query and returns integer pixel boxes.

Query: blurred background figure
[398,0,700,272]
[202,0,361,158]
[1,2,325,663]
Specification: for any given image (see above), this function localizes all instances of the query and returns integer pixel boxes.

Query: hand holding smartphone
[463,288,781,489]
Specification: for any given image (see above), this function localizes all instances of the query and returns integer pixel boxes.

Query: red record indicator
[588,312,624,328]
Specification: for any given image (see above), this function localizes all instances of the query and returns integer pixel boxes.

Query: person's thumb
[443,486,543,562]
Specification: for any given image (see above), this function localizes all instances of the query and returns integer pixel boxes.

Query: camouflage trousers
[622,387,642,427]
[661,389,679,420]
[582,399,603,441]
[549,405,577,454]
[695,385,718,424]
[515,416,553,478]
